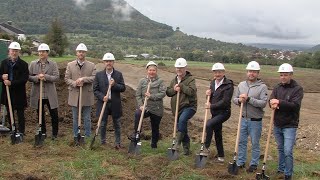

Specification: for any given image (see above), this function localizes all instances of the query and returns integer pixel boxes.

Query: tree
[44,18,68,56]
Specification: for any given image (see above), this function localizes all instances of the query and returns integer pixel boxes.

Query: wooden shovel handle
[173,91,180,138]
[234,102,244,154]
[137,81,151,132]
[78,86,83,127]
[5,85,14,128]
[95,83,112,135]
[201,95,211,143]
[263,109,275,163]
[38,80,43,126]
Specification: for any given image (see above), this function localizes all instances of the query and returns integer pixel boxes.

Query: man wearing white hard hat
[29,43,60,140]
[93,52,126,149]
[128,61,166,148]
[201,63,234,163]
[65,43,96,143]
[0,42,29,135]
[269,63,303,180]
[166,58,197,155]
[233,61,268,172]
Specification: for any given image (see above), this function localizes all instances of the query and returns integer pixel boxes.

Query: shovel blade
[167,148,179,161]
[76,134,85,146]
[256,172,270,180]
[195,154,207,168]
[128,141,141,155]
[10,132,23,145]
[89,135,96,150]
[34,133,46,147]
[228,161,239,175]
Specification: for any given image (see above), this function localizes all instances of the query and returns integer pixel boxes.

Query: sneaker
[51,135,57,140]
[237,164,246,168]
[199,148,210,156]
[213,156,224,163]
[246,165,257,173]
[128,132,137,141]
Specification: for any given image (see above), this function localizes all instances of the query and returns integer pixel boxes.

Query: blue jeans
[177,107,196,143]
[237,118,262,166]
[100,102,121,145]
[72,106,91,137]
[274,126,297,176]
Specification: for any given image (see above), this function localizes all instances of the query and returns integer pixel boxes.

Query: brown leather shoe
[115,144,124,150]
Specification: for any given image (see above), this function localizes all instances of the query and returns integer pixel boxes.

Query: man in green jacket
[129,61,166,148]
[166,58,197,155]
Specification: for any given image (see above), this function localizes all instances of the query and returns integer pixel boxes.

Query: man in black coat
[0,42,29,134]
[93,53,126,149]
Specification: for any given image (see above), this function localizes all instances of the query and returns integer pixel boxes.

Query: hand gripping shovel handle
[137,80,151,133]
[201,95,211,144]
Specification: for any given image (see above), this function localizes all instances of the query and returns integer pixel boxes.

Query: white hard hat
[212,62,225,71]
[38,43,50,51]
[246,61,260,70]
[146,61,157,69]
[8,42,21,50]
[278,63,293,73]
[102,53,115,61]
[175,58,187,67]
[76,43,88,51]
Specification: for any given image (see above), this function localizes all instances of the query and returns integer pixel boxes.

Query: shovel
[76,86,85,146]
[228,102,244,175]
[34,79,46,147]
[256,109,275,180]
[128,80,151,155]
[195,95,211,168]
[167,91,180,160]
[6,85,23,144]
[0,105,10,134]
[90,83,112,150]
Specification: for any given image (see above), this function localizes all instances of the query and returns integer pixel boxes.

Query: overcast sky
[125,0,320,45]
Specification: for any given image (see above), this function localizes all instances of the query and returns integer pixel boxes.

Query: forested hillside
[0,0,173,38]
[0,0,259,61]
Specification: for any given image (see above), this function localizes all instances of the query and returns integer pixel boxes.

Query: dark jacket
[93,68,126,118]
[209,76,234,116]
[166,71,197,115]
[270,79,303,128]
[0,57,29,109]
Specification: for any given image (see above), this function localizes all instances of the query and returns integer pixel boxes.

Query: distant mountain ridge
[247,43,314,51]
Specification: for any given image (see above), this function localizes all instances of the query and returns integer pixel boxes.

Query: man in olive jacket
[130,61,166,148]
[166,58,197,155]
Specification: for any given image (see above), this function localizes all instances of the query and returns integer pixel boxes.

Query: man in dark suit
[0,42,29,134]
[93,52,126,149]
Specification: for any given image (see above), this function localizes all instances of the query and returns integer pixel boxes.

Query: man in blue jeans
[233,61,268,173]
[166,58,197,155]
[65,43,96,142]
[270,63,303,180]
